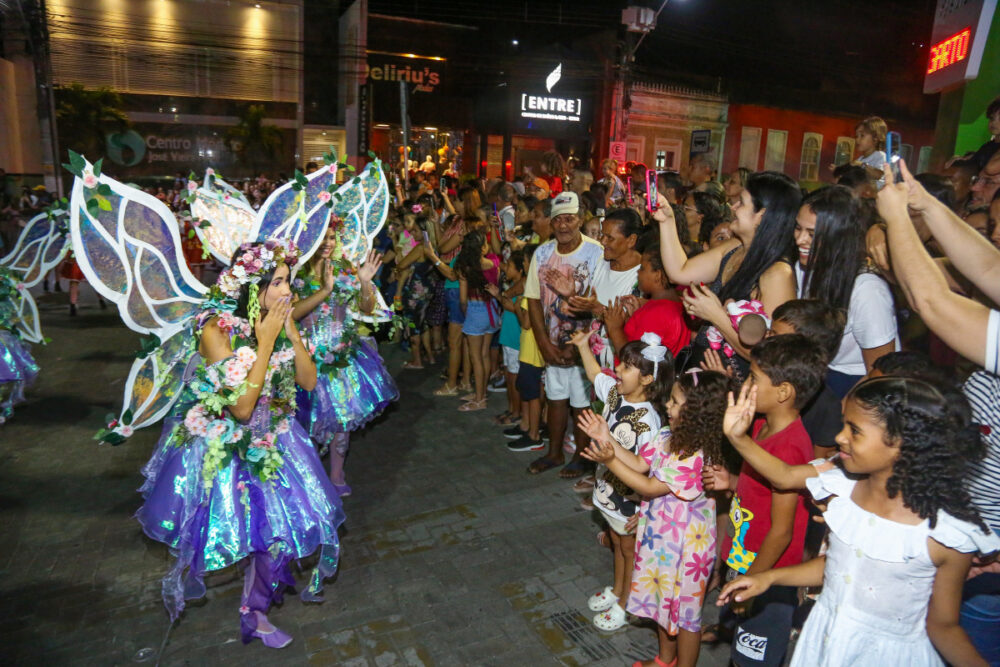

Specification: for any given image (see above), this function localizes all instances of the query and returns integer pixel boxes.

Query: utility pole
[613,2,668,145]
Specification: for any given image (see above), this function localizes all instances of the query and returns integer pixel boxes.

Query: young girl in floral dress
[137,240,345,649]
[292,224,398,495]
[581,369,734,667]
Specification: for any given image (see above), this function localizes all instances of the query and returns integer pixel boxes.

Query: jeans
[961,573,1000,666]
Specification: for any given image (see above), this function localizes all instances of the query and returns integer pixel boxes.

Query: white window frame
[834,136,855,167]
[763,129,788,172]
[738,126,761,170]
[654,137,683,171]
[799,132,823,181]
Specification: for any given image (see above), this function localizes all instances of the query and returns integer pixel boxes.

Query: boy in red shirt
[707,334,826,667]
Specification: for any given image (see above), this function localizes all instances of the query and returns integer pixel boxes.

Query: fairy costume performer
[136,240,344,647]
[292,222,397,496]
[0,207,71,421]
[65,151,390,648]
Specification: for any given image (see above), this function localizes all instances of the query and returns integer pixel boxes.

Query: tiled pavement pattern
[1,291,730,666]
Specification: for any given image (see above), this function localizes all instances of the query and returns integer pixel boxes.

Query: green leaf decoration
[122,408,134,425]
[96,195,112,211]
[93,158,103,177]
[86,198,99,216]
[62,162,82,178]
[97,183,112,196]
[292,183,302,191]
[187,229,195,239]
[68,150,85,172]
[294,169,308,187]
[367,150,377,159]
[136,333,161,359]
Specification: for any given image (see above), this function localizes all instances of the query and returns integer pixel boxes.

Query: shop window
[763,130,788,172]
[739,127,761,170]
[834,137,855,166]
[798,133,823,181]
[917,146,933,174]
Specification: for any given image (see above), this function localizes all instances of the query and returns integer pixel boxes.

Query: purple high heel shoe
[332,482,352,497]
[241,609,293,648]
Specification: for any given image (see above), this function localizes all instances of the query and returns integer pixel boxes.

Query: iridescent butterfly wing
[188,171,256,264]
[69,157,208,440]
[333,161,392,322]
[252,165,338,267]
[0,209,71,342]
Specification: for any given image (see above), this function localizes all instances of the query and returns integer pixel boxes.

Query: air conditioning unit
[622,6,656,33]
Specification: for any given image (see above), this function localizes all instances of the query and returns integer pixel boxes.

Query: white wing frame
[189,175,257,264]
[70,162,208,340]
[251,165,338,268]
[0,210,71,288]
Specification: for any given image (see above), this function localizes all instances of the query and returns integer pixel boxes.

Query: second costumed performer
[292,219,399,495]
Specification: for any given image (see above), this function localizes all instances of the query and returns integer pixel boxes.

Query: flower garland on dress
[0,268,26,336]
[175,320,299,490]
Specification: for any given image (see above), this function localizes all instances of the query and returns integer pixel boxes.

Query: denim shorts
[462,299,501,336]
[445,287,464,324]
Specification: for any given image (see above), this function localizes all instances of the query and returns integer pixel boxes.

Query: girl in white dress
[717,376,1000,667]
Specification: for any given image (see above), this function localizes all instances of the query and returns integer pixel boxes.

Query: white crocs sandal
[587,586,616,612]
[593,603,628,632]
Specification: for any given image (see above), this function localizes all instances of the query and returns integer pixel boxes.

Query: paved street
[1,288,729,666]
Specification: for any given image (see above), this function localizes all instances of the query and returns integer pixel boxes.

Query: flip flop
[492,410,513,424]
[458,399,486,412]
[402,362,424,370]
[527,456,562,474]
[558,459,589,479]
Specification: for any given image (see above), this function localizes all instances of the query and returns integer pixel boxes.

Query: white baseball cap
[550,191,579,218]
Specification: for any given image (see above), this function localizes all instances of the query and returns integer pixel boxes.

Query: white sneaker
[593,603,628,632]
[587,586,616,612]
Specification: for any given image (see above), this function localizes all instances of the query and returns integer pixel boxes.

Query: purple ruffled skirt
[297,337,398,444]
[0,330,39,421]
[135,417,345,620]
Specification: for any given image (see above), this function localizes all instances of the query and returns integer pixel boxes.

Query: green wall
[955,10,1000,155]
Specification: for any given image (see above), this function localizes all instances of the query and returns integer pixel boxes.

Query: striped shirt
[963,369,1000,534]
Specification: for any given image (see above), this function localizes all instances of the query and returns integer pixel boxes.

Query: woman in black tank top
[653,172,802,374]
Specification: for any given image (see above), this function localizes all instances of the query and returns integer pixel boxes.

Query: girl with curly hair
[718,376,1000,667]
[580,368,734,667]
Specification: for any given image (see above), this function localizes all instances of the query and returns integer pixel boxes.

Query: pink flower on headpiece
[411,204,423,213]
[328,164,337,173]
[318,191,332,203]
[119,425,134,437]
[187,181,197,192]
[206,168,215,176]
[83,173,98,189]
[15,282,24,291]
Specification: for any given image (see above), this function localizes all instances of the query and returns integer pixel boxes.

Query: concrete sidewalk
[0,299,730,666]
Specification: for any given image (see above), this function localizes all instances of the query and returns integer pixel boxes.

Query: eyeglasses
[972,174,1000,186]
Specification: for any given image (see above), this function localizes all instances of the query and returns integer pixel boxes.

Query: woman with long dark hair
[656,171,801,369]
[454,229,501,411]
[795,185,898,395]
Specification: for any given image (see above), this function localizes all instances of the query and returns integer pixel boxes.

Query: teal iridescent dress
[0,270,39,422]
[135,311,345,640]
[293,269,398,444]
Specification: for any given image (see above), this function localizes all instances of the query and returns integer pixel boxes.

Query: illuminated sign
[923,0,997,93]
[518,64,583,123]
[926,28,971,74]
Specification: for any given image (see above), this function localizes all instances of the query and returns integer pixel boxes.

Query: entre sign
[520,94,582,122]
[518,64,583,123]
[923,0,997,93]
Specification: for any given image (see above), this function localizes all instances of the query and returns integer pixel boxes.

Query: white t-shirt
[797,266,899,376]
[588,261,640,368]
[591,372,661,525]
[859,150,887,189]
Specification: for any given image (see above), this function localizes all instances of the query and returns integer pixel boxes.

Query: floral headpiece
[216,238,299,299]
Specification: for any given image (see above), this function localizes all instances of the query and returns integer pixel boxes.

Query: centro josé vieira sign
[519,64,583,123]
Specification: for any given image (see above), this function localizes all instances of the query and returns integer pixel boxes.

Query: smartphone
[627,177,633,206]
[885,131,902,181]
[422,230,430,245]
[646,169,659,213]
